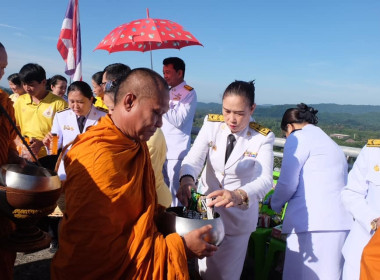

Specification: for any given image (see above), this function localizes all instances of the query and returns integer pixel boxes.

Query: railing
[273,137,361,170]
[191,127,362,170]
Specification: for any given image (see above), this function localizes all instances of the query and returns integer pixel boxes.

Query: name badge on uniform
[244,151,257,158]
[63,125,74,131]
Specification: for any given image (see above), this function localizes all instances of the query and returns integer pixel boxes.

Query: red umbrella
[94,9,203,69]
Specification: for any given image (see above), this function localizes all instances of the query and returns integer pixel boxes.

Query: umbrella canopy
[94,9,202,68]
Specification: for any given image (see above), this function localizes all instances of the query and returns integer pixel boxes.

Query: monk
[360,229,380,279]
[0,42,24,279]
[51,68,217,279]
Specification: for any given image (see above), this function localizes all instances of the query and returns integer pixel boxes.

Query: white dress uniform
[271,124,352,280]
[341,140,380,280]
[50,105,107,180]
[161,81,197,206]
[180,114,274,280]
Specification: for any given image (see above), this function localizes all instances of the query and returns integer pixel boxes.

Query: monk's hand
[177,176,196,207]
[183,225,217,259]
[206,189,241,208]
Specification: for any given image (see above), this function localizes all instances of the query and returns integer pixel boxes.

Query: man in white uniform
[341,139,380,280]
[162,57,197,206]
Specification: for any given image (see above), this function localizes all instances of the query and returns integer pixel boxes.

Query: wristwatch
[371,219,378,231]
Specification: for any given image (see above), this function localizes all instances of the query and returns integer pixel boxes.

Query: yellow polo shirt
[14,92,67,157]
[147,128,172,208]
[94,96,108,111]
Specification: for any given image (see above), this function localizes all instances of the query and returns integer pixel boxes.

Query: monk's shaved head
[111,68,169,141]
[0,42,8,81]
[115,68,168,105]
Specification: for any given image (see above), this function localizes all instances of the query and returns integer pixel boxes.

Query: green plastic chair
[261,237,286,279]
[248,228,273,279]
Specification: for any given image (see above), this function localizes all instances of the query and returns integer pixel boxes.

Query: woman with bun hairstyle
[271,103,352,279]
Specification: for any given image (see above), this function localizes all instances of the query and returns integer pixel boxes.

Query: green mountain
[194,102,380,148]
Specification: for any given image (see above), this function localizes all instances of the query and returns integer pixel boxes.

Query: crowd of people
[0,40,379,279]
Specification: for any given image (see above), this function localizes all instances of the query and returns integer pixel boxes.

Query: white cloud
[0,23,23,30]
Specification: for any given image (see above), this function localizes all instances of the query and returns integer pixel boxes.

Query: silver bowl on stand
[0,164,61,253]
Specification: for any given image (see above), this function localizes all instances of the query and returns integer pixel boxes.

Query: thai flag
[57,0,82,81]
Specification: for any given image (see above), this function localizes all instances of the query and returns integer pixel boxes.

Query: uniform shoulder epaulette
[57,108,70,113]
[207,114,224,122]
[95,106,109,113]
[367,139,380,147]
[184,85,194,91]
[249,122,271,136]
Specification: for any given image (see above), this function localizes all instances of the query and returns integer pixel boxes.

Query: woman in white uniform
[271,103,352,280]
[43,81,107,180]
[341,139,380,280]
[177,80,274,280]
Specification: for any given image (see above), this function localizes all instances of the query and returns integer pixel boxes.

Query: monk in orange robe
[360,229,380,279]
[51,68,217,279]
[0,42,22,280]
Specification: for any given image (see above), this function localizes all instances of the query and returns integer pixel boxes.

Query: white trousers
[284,231,348,280]
[163,159,182,206]
[198,233,251,280]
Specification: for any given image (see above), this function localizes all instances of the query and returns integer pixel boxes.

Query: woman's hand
[177,176,196,207]
[43,133,53,148]
[29,138,43,157]
[206,189,242,208]
[182,225,217,259]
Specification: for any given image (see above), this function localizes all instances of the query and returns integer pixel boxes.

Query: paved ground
[14,248,281,280]
[14,249,53,280]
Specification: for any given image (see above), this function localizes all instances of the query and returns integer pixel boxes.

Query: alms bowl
[0,164,61,192]
[165,206,225,246]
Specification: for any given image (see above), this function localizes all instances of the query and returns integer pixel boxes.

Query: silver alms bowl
[0,164,61,192]
[166,206,225,246]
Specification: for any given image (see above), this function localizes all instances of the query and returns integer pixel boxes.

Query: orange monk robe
[360,230,380,280]
[0,89,17,280]
[51,115,189,280]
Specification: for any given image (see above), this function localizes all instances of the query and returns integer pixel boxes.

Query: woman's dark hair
[280,103,318,131]
[50,75,67,86]
[7,73,22,86]
[222,80,255,106]
[92,71,104,85]
[67,81,94,103]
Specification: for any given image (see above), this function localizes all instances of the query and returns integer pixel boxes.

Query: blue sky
[1,0,379,105]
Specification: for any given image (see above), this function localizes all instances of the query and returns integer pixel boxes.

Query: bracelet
[179,174,194,184]
[235,189,248,206]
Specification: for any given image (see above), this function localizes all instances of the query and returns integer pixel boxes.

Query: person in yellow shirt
[91,71,108,111]
[7,73,26,104]
[14,63,67,159]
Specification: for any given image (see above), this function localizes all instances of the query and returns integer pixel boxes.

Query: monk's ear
[123,92,136,111]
